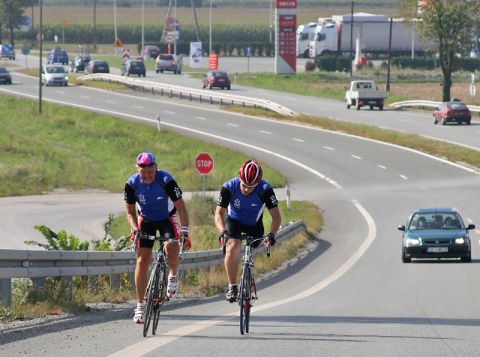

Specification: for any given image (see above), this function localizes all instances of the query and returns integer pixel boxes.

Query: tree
[399,0,480,102]
[0,0,36,46]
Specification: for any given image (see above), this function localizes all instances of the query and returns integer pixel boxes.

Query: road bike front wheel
[143,266,159,337]
[152,265,167,335]
[239,263,251,335]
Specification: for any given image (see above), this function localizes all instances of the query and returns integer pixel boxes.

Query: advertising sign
[190,42,203,68]
[275,0,297,74]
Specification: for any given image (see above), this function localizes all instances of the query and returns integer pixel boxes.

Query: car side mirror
[466,224,476,230]
[398,225,406,232]
[434,107,439,110]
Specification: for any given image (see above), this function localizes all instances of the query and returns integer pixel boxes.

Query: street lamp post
[209,0,215,55]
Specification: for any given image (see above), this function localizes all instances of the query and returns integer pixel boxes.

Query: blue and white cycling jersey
[217,178,278,226]
[124,170,182,221]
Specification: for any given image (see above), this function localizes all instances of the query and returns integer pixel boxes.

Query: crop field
[33,5,400,29]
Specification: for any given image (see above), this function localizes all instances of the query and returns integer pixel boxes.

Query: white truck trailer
[308,12,431,58]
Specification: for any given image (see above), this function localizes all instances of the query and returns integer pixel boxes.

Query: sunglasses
[138,163,156,168]
[241,182,257,189]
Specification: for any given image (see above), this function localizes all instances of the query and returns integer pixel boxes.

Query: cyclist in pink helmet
[214,159,281,303]
[124,152,191,324]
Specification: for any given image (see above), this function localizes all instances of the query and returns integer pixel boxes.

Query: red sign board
[195,152,214,175]
[209,54,218,70]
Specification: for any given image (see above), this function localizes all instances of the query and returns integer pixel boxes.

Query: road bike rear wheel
[143,267,159,337]
[239,263,251,335]
[152,266,166,335]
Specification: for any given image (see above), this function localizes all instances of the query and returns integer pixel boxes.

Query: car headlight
[455,238,465,244]
[406,238,421,246]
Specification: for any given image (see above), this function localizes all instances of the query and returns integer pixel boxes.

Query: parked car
[155,54,182,74]
[41,64,68,86]
[0,44,15,60]
[121,59,146,77]
[69,54,92,73]
[0,66,12,84]
[433,101,471,125]
[142,45,160,60]
[84,60,110,74]
[398,208,475,263]
[202,70,231,90]
[47,47,69,65]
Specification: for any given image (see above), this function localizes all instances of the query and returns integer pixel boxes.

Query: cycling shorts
[137,214,180,249]
[225,216,264,248]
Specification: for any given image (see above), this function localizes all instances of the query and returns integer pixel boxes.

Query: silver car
[41,65,68,86]
[155,54,182,74]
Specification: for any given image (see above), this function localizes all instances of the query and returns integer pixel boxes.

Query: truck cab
[308,23,337,58]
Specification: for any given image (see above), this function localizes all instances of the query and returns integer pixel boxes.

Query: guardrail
[78,74,297,117]
[0,220,306,306]
[389,100,480,114]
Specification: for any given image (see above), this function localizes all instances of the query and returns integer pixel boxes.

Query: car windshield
[409,212,463,230]
[160,54,173,60]
[213,71,227,77]
[0,67,8,73]
[1,44,12,51]
[46,66,65,73]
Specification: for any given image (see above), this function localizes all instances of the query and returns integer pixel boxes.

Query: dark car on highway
[398,208,475,263]
[202,70,231,90]
[70,54,92,73]
[0,66,12,84]
[433,101,471,125]
[121,59,146,77]
[142,45,160,60]
[84,60,110,74]
[47,47,69,65]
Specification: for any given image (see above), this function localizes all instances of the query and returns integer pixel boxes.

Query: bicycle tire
[143,266,158,337]
[152,265,166,335]
[239,263,251,335]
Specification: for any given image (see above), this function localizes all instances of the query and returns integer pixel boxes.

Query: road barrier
[0,220,306,306]
[79,74,296,117]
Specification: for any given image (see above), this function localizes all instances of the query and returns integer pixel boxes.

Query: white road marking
[260,130,271,134]
[324,146,334,150]
[400,175,408,180]
[227,123,238,127]
[351,155,362,160]
[293,138,304,142]
[377,165,386,169]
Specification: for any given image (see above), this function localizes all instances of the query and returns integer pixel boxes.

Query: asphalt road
[1,56,480,356]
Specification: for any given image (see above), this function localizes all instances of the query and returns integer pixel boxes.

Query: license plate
[427,247,448,253]
[368,101,377,104]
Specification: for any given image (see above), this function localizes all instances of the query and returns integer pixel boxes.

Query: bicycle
[134,233,184,337]
[225,233,270,335]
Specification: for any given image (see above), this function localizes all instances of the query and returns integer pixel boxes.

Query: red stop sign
[195,152,214,175]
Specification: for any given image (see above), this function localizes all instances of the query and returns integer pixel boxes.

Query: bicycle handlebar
[221,233,271,257]
[138,234,185,261]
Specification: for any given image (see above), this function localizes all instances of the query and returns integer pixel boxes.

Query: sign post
[195,152,214,197]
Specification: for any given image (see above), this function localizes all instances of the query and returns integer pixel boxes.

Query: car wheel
[227,86,231,90]
[466,119,471,125]
[356,103,361,110]
[369,105,373,110]
[155,70,159,73]
[160,70,164,73]
[346,103,350,109]
[379,105,383,110]
[433,116,438,124]
[442,116,447,125]
[402,251,411,263]
[209,84,213,89]
[178,70,181,74]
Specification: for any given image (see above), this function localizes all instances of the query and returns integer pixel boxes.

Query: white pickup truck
[345,80,387,110]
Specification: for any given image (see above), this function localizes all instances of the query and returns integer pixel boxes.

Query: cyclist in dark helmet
[215,160,281,303]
